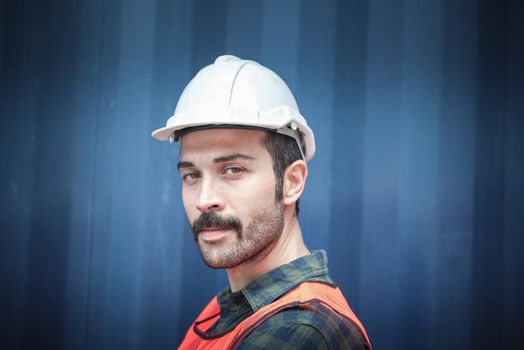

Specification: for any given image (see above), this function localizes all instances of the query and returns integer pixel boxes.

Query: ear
[282,160,308,206]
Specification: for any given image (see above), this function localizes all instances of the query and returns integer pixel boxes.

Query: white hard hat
[151,55,316,160]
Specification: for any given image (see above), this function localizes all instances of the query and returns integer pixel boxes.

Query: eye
[182,172,200,184]
[223,167,244,175]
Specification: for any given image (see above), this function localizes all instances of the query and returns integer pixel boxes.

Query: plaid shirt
[203,250,370,349]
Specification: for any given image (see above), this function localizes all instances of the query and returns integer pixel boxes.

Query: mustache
[191,212,242,236]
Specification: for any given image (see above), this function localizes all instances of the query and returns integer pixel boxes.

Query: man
[152,55,372,349]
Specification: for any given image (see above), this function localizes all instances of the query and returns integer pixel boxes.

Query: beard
[191,200,284,269]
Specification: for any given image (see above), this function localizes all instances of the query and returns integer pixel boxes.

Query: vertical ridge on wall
[329,0,369,316]
[502,2,524,348]
[0,1,42,348]
[360,1,405,348]
[22,1,81,348]
[436,0,478,348]
[397,0,443,348]
[72,1,123,349]
[63,1,107,348]
[295,0,337,250]
[471,0,509,347]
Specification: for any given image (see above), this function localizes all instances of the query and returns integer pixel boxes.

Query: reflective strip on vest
[178,281,372,350]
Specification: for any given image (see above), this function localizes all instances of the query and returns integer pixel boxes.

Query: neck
[225,209,310,293]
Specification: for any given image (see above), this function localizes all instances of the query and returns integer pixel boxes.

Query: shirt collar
[217,250,333,312]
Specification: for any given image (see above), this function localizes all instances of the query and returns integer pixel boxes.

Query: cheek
[231,174,277,214]
[181,188,196,218]
[251,173,277,199]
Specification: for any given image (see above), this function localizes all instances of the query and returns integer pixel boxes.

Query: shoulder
[236,301,369,350]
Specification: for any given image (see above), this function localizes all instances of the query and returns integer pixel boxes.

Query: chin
[199,250,241,269]
[199,239,277,270]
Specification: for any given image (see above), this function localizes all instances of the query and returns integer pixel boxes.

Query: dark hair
[260,132,304,215]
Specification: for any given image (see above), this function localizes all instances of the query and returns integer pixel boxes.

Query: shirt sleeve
[234,305,368,350]
[235,322,329,350]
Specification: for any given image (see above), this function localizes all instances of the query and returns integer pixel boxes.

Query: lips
[198,227,231,242]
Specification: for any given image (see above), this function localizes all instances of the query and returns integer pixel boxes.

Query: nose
[196,177,225,213]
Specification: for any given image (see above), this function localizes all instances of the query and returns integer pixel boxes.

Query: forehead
[179,128,269,160]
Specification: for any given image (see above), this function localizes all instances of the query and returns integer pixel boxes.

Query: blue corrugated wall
[1,0,523,349]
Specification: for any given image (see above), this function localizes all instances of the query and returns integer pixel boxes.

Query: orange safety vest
[179,281,372,349]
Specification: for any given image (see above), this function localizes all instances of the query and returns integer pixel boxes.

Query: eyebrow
[177,153,255,171]
[213,153,255,163]
[177,161,194,170]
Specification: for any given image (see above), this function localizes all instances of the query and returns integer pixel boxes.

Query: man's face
[178,129,284,269]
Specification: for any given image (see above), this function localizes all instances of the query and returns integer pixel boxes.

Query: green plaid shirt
[203,250,369,349]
